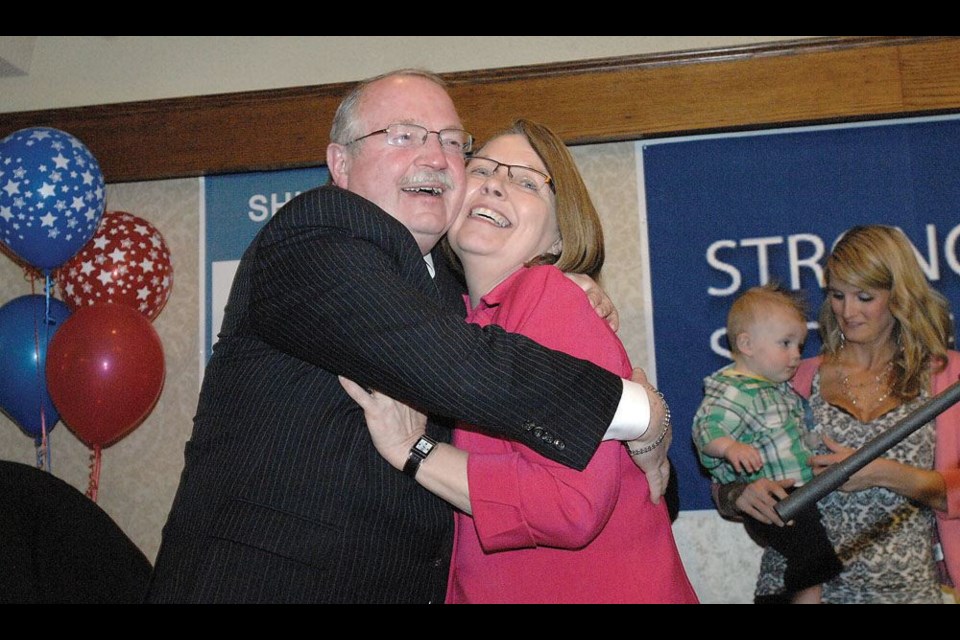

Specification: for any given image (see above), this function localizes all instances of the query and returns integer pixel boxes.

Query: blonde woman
[724,225,959,603]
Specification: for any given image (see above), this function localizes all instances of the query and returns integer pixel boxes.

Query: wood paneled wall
[1,36,958,184]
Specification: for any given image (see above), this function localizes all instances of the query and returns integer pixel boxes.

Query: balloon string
[24,262,43,288]
[27,274,56,471]
[43,273,54,474]
[35,422,51,472]
[34,273,57,471]
[31,295,44,464]
[43,418,51,472]
[42,273,54,402]
[44,272,52,323]
[86,445,101,502]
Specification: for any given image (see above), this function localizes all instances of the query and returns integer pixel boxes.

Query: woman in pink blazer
[342,120,697,604]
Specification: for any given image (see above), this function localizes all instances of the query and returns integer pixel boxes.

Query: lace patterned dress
[756,372,941,604]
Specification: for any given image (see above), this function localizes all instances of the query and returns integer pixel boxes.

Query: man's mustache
[399,171,455,191]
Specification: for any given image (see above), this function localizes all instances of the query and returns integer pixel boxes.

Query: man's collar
[423,253,435,278]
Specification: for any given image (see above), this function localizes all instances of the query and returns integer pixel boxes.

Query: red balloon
[45,302,165,448]
[55,211,173,321]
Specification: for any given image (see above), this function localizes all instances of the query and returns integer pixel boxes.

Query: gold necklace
[838,358,894,409]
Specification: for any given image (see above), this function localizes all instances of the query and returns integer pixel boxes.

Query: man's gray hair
[329,69,448,148]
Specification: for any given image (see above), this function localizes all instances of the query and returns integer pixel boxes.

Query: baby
[693,283,841,604]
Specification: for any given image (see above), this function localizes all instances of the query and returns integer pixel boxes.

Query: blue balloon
[0,127,106,270]
[0,294,71,441]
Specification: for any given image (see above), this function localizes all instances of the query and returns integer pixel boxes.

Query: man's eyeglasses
[346,123,473,156]
[466,156,554,193]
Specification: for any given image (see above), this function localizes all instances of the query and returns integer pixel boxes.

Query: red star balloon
[55,211,173,321]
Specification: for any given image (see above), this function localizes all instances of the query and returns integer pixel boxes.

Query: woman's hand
[339,378,474,513]
[811,435,948,510]
[565,272,619,333]
[733,478,795,527]
[811,435,896,493]
[809,435,854,473]
[622,367,673,504]
[630,439,672,506]
[338,376,427,471]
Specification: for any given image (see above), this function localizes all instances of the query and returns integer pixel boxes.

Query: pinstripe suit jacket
[146,186,623,603]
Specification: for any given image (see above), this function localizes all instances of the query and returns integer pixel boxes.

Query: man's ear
[326,143,350,188]
[736,332,753,356]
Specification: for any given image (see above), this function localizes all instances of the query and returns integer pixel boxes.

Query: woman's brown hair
[445,119,605,279]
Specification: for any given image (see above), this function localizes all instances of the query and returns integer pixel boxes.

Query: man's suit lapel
[335,186,442,302]
[280,185,444,302]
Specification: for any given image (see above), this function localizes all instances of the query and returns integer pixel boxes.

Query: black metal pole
[775,379,960,523]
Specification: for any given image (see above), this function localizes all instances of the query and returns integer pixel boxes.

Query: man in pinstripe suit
[146,70,670,603]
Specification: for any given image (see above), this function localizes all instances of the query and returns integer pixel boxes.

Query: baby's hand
[725,443,763,475]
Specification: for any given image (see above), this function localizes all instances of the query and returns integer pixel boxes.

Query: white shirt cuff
[603,379,651,441]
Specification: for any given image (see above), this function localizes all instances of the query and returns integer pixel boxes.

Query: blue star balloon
[0,127,106,271]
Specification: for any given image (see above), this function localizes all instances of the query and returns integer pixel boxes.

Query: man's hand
[624,367,671,504]
[565,272,619,333]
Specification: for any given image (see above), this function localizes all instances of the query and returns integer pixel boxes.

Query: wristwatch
[402,435,438,479]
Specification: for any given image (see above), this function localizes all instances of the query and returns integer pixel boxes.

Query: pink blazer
[792,352,960,587]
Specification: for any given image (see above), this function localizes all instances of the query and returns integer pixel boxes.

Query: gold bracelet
[626,389,671,456]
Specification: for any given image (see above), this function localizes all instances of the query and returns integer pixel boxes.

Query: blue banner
[641,115,960,510]
[202,167,328,363]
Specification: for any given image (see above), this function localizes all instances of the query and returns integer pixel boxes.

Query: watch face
[414,437,435,456]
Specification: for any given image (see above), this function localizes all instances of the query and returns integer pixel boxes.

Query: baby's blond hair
[727,283,807,356]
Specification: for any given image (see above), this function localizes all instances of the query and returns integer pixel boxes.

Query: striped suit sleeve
[246,187,622,470]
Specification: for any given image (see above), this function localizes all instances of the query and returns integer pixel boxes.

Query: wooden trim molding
[2,36,958,184]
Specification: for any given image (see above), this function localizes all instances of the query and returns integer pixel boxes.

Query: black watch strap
[402,435,438,479]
